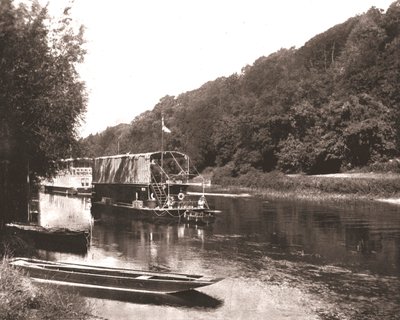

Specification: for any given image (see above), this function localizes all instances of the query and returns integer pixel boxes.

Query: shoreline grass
[0,232,94,320]
[210,171,400,204]
[0,256,93,320]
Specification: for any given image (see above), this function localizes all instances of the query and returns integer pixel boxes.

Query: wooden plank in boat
[136,275,152,280]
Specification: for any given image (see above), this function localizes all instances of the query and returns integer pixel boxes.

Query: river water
[34,193,400,320]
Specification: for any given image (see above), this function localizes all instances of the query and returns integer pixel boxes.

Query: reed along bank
[211,169,400,202]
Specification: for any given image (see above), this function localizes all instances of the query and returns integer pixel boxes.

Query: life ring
[150,193,155,200]
[177,192,185,201]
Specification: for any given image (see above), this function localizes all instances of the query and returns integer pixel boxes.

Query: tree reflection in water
[35,193,400,319]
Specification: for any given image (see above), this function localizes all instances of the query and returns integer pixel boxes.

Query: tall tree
[79,1,400,177]
[0,1,87,226]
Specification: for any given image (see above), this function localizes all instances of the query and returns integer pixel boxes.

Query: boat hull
[91,202,216,225]
[44,185,91,196]
[9,258,222,294]
[6,224,89,253]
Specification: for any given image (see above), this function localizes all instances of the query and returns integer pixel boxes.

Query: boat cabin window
[81,177,90,187]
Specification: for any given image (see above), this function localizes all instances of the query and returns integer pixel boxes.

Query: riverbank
[210,171,400,204]
[0,232,93,320]
[0,256,92,320]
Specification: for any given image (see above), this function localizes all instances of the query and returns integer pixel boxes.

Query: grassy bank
[0,231,93,320]
[211,170,400,202]
[0,257,92,320]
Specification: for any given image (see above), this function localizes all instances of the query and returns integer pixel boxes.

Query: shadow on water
[58,285,223,309]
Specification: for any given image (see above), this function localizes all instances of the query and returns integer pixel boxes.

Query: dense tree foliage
[81,1,400,175]
[1,0,86,175]
[0,0,86,224]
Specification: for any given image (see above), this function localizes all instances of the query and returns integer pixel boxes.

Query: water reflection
[28,193,92,254]
[209,197,400,276]
[88,214,210,272]
[38,193,92,230]
[34,193,400,319]
[36,193,400,276]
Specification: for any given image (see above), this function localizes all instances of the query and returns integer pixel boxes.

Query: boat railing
[150,174,168,207]
[151,162,170,183]
[166,173,189,184]
[165,199,206,209]
[167,152,187,175]
[152,155,209,187]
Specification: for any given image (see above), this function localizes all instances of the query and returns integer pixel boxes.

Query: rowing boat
[6,223,89,253]
[9,258,223,294]
[6,223,89,239]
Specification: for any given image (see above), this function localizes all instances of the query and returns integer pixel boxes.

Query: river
[33,193,400,320]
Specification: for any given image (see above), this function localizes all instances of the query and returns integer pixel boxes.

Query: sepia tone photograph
[1,0,400,319]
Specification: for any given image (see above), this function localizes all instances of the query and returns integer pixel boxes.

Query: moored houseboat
[91,151,218,224]
[43,158,93,196]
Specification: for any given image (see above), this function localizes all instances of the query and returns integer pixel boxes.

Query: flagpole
[161,114,164,178]
[160,114,172,182]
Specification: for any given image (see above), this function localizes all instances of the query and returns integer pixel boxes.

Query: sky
[42,0,395,137]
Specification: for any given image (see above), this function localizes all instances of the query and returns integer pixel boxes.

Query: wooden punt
[9,258,223,294]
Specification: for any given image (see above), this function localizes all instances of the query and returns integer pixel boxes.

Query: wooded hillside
[80,2,400,175]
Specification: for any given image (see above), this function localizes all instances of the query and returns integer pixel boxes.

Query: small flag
[162,116,171,133]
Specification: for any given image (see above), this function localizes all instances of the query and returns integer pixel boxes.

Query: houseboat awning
[92,151,189,184]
